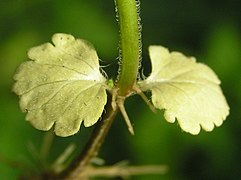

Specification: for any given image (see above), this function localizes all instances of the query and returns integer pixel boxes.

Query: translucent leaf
[13,33,107,137]
[139,46,229,135]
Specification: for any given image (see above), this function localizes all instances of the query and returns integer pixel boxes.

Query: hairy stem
[116,0,141,96]
[57,0,141,178]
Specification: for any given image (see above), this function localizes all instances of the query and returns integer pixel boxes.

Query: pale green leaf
[13,33,107,137]
[139,46,229,135]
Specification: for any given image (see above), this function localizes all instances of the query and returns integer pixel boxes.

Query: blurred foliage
[0,0,240,179]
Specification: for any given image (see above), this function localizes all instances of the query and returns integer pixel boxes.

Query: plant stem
[116,0,141,96]
[57,0,141,178]
[84,164,168,178]
[59,98,119,179]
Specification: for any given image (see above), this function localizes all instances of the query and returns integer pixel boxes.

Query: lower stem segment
[59,97,119,180]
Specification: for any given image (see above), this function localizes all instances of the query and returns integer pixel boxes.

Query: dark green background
[0,0,241,179]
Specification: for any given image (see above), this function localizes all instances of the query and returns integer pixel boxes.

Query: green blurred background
[0,0,241,179]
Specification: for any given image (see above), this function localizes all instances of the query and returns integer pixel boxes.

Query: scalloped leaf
[139,46,229,135]
[13,33,107,137]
